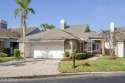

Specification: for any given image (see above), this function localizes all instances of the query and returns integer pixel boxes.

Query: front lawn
[0,57,16,63]
[58,56,125,73]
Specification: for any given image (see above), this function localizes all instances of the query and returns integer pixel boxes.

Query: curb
[1,72,125,80]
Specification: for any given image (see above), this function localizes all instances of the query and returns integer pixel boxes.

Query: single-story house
[109,22,125,57]
[18,20,105,59]
[0,20,40,54]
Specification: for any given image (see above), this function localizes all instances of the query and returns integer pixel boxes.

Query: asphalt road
[1,74,125,83]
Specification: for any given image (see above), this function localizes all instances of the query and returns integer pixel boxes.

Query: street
[0,74,125,83]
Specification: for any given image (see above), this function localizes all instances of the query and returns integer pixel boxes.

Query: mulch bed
[61,54,95,61]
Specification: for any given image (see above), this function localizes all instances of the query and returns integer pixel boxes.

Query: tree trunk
[22,13,26,38]
[20,17,23,29]
[22,17,26,37]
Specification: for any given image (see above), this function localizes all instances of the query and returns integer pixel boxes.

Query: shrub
[14,49,20,58]
[74,52,91,59]
[86,52,91,58]
[4,48,11,56]
[0,52,8,57]
[65,51,70,58]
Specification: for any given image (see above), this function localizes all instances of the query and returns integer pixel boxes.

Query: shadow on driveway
[0,58,46,67]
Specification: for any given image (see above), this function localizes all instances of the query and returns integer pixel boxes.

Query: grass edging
[0,57,17,63]
[58,56,125,73]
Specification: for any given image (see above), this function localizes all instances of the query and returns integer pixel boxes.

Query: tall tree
[40,24,49,31]
[14,0,35,37]
[40,24,55,32]
[49,25,55,29]
[101,29,123,59]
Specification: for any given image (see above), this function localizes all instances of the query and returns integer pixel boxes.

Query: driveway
[0,59,60,77]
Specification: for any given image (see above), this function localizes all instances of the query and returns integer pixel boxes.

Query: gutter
[17,40,65,43]
[0,36,19,39]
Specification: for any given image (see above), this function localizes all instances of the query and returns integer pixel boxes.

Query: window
[88,43,91,51]
[84,43,87,50]
[93,43,100,50]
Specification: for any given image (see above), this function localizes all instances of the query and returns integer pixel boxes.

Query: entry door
[117,42,124,57]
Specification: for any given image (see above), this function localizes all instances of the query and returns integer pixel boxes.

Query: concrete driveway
[0,59,60,78]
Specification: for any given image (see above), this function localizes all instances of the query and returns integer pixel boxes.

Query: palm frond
[24,0,31,7]
[14,8,23,18]
[15,0,25,9]
[27,8,35,14]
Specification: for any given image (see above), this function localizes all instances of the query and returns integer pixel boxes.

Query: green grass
[58,56,125,73]
[0,57,16,63]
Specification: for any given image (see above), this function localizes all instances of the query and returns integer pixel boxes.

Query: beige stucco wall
[64,39,77,56]
[19,42,31,58]
[19,42,25,57]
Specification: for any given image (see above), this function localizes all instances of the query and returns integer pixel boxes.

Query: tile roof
[18,24,102,42]
[18,28,79,42]
[114,27,125,41]
[9,27,38,37]
[0,28,19,38]
[65,25,101,39]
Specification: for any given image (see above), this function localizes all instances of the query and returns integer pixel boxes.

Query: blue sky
[0,0,125,31]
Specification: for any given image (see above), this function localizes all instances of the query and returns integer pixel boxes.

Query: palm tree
[40,24,55,32]
[49,25,55,29]
[40,24,49,31]
[14,0,35,37]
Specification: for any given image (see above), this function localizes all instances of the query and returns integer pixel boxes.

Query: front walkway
[0,59,60,78]
[86,54,102,60]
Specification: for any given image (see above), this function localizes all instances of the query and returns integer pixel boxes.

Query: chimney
[0,19,8,29]
[60,19,66,30]
[110,22,115,32]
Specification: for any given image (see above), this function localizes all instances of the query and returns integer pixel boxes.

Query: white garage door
[30,42,64,59]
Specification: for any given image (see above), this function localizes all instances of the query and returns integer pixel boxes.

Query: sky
[0,0,125,32]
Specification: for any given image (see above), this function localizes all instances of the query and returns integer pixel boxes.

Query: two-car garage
[20,41,64,59]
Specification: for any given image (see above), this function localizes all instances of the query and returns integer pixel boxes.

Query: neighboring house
[0,19,40,54]
[0,28,19,54]
[109,22,125,57]
[18,20,105,59]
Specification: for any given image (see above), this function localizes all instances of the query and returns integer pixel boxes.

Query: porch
[77,39,105,55]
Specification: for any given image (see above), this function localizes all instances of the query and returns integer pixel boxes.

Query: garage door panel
[30,42,64,58]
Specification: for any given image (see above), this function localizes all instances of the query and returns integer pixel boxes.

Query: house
[0,19,40,54]
[109,22,125,57]
[18,20,105,59]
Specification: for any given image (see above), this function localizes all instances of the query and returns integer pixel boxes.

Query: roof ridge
[68,24,88,26]
[60,29,80,39]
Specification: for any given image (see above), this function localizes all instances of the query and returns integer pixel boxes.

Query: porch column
[91,42,93,53]
[69,40,74,56]
[101,39,105,55]
[83,43,84,52]
[80,43,83,52]
[0,42,3,52]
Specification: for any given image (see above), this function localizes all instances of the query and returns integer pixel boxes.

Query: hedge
[14,49,20,58]
[74,52,91,59]
[65,51,70,58]
[0,52,8,57]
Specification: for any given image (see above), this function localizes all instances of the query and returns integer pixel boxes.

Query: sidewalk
[1,71,125,79]
[1,55,125,79]
[86,54,102,60]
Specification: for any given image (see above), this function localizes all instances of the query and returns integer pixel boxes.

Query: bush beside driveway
[0,57,16,63]
[59,56,125,73]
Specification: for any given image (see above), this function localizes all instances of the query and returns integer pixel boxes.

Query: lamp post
[72,46,76,69]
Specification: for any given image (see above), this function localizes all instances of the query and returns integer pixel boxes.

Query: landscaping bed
[59,56,125,73]
[0,57,16,63]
